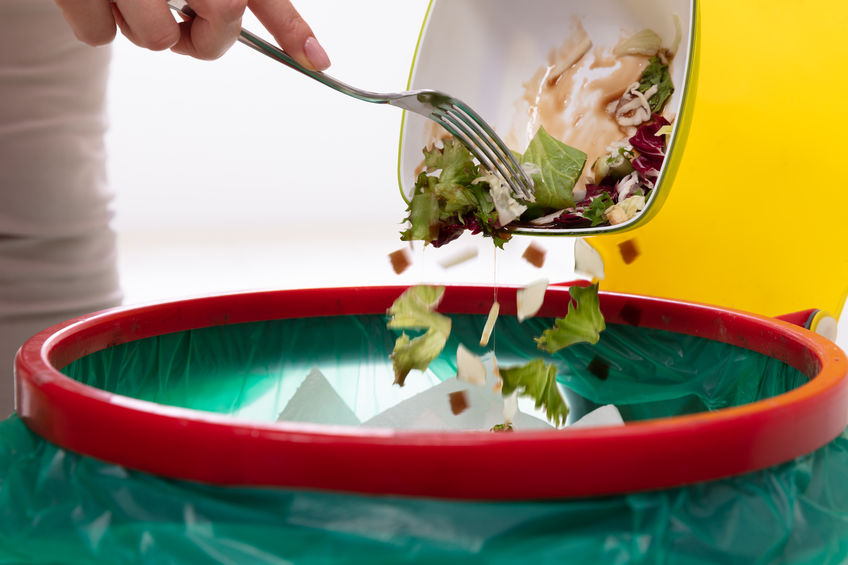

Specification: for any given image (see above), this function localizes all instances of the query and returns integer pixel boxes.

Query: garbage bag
[0,415,847,564]
[1,314,845,563]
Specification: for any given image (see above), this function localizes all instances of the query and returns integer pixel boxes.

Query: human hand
[54,0,331,69]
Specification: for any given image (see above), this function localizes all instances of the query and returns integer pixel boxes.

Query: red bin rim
[14,285,848,500]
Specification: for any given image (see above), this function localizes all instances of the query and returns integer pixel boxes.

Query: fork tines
[430,99,534,202]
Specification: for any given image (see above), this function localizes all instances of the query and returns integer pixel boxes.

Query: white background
[107,0,579,303]
[105,1,847,351]
[108,0,431,300]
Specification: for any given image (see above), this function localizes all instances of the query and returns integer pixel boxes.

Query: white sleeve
[0,0,115,237]
[0,0,123,416]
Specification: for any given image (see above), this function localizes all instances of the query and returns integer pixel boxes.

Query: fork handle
[166,0,390,105]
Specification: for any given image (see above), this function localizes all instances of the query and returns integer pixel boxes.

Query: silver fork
[167,0,534,201]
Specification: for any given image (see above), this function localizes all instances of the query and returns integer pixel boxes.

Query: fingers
[54,0,330,68]
[249,0,331,71]
[112,0,181,51]
[54,0,117,46]
[170,0,249,60]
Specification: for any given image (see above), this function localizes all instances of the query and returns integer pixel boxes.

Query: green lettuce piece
[424,137,479,189]
[387,286,452,385]
[535,283,606,354]
[405,189,440,242]
[402,128,586,247]
[638,56,674,112]
[499,359,569,427]
[402,139,500,244]
[434,184,476,216]
[387,286,451,336]
[391,329,449,387]
[584,193,615,226]
[422,138,481,218]
[521,127,587,210]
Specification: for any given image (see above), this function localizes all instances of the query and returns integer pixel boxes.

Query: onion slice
[574,239,605,281]
[613,28,662,57]
[438,247,478,269]
[502,390,519,424]
[456,343,487,386]
[480,301,500,347]
[516,278,549,322]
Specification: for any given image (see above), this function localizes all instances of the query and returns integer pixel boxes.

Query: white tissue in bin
[362,373,553,431]
[277,367,361,426]
[569,404,624,428]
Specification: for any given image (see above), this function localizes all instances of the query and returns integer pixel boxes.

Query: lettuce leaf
[424,137,479,190]
[638,56,674,113]
[387,285,451,335]
[535,283,605,353]
[392,329,449,387]
[499,359,569,427]
[402,140,504,246]
[402,128,585,247]
[387,286,452,385]
[405,186,440,242]
[420,138,482,219]
[521,127,587,210]
[584,193,615,227]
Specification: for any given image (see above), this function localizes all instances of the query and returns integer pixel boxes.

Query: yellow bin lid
[590,0,848,320]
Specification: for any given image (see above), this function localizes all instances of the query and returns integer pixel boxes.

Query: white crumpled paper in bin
[362,357,553,431]
[277,367,361,426]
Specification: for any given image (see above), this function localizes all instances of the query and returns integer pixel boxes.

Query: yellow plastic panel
[590,0,848,319]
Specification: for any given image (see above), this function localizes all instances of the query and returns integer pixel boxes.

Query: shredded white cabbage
[615,82,654,127]
[613,29,663,57]
[475,172,527,227]
[616,171,641,202]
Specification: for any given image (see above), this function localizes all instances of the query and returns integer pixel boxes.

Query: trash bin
[4,285,848,563]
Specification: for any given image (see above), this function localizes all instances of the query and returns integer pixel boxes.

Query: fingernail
[304,36,331,71]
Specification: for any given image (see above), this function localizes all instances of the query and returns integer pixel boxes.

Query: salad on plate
[401,27,677,249]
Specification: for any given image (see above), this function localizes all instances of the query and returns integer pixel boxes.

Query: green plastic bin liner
[1,314,846,563]
[57,315,808,424]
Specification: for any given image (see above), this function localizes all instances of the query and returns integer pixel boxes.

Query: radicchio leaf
[629,115,669,187]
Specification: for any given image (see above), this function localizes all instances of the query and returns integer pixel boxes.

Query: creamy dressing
[418,29,653,193]
[511,30,651,193]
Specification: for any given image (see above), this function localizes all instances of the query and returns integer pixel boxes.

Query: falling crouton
[618,239,640,265]
[448,390,470,415]
[388,248,412,274]
[522,242,547,268]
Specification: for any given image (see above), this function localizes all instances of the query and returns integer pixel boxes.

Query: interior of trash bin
[61,310,807,427]
[15,285,848,500]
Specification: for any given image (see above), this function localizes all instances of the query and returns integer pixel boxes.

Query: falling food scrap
[516,278,549,322]
[448,390,470,415]
[456,344,487,386]
[618,239,640,265]
[587,356,611,381]
[502,390,518,424]
[438,247,479,269]
[480,302,500,347]
[619,304,643,326]
[574,238,605,280]
[522,241,547,268]
[388,248,412,274]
